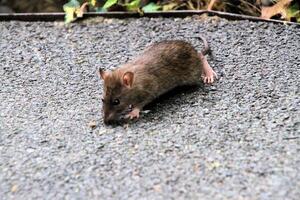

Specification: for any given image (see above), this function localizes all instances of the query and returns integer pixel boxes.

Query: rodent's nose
[104,118,113,125]
[104,113,115,125]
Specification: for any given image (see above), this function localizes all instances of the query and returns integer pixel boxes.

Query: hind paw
[202,68,217,84]
[200,54,217,84]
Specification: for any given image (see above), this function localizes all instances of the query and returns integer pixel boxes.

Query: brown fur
[99,39,214,124]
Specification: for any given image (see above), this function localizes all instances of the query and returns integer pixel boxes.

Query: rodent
[98,36,217,125]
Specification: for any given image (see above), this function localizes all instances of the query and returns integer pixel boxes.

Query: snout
[104,112,124,125]
[104,118,116,125]
[104,113,115,125]
[103,112,128,125]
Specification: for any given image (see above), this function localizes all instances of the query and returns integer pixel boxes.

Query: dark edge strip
[0,10,299,26]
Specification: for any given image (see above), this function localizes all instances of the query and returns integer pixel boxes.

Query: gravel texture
[0,16,299,199]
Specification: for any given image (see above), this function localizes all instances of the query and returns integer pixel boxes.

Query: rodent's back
[134,40,201,83]
[131,40,203,92]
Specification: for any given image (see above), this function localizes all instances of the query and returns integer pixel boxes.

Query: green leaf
[64,0,81,8]
[162,3,178,11]
[103,0,118,9]
[142,3,161,12]
[125,0,141,11]
[287,2,300,22]
[90,0,97,7]
[96,7,107,12]
[64,12,75,24]
[63,0,81,23]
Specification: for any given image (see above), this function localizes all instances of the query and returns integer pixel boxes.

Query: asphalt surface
[0,16,299,199]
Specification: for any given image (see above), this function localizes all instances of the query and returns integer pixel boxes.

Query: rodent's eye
[101,98,104,102]
[112,99,120,106]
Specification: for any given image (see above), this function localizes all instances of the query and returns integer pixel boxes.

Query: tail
[198,35,210,56]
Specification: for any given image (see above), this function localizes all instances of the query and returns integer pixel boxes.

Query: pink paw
[202,69,217,84]
[126,108,140,120]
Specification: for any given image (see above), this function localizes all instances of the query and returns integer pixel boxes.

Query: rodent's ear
[122,71,134,88]
[97,68,109,80]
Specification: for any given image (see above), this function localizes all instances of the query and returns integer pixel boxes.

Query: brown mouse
[98,36,217,124]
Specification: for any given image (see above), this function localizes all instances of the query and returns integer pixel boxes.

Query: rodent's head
[98,68,135,125]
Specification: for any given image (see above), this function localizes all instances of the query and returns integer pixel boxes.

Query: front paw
[126,108,140,120]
